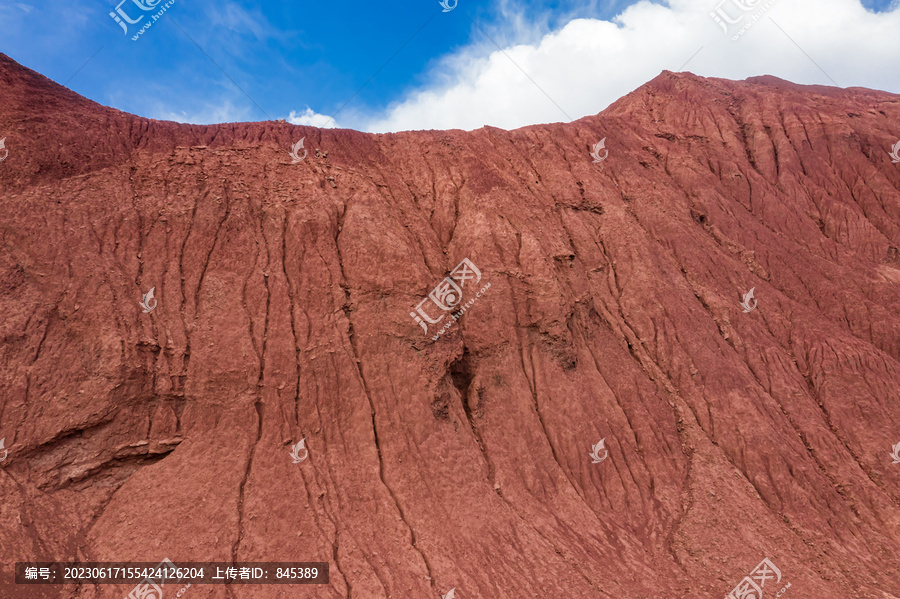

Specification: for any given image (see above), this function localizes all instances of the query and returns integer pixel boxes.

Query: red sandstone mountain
[1,52,900,598]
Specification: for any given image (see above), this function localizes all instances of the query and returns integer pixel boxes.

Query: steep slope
[1,53,900,598]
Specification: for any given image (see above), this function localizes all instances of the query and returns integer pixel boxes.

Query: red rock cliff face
[2,53,900,598]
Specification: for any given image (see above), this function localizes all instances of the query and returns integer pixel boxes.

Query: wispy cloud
[206,1,280,42]
[148,99,253,125]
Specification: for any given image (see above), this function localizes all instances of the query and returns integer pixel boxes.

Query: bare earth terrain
[1,53,900,598]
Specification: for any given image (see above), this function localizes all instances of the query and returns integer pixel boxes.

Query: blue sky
[1,0,899,131]
[0,0,620,124]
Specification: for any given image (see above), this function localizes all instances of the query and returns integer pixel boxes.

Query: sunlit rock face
[1,54,900,598]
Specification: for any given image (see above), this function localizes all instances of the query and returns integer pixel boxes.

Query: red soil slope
[1,53,900,598]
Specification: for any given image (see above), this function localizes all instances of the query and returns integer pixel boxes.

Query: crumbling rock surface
[1,53,900,598]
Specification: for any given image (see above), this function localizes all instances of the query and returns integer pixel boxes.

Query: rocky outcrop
[1,53,900,598]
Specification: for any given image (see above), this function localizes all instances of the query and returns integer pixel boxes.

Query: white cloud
[363,0,900,133]
[287,108,339,128]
